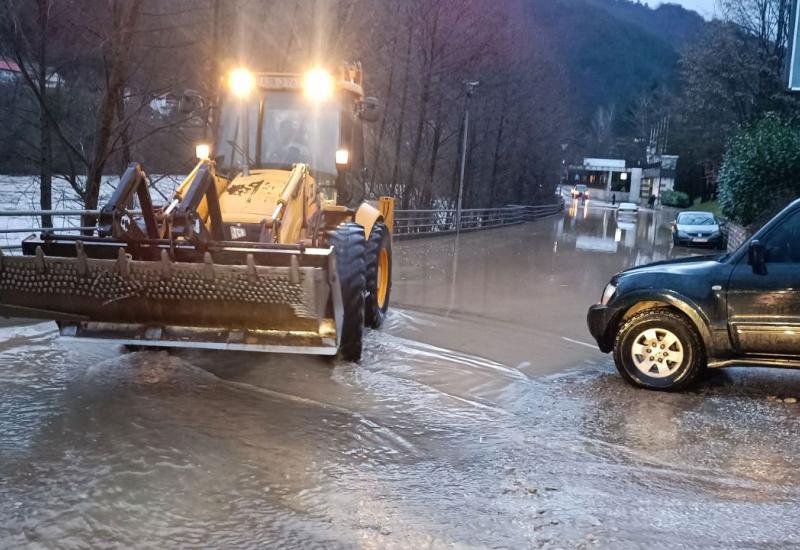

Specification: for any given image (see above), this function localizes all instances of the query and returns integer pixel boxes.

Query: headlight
[600,282,617,305]
[335,148,350,167]
[228,67,255,98]
[303,67,334,102]
[195,143,211,160]
[677,230,689,237]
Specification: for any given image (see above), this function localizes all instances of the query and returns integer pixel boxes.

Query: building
[149,92,179,116]
[0,58,63,88]
[0,59,21,84]
[567,155,678,205]
[641,155,678,202]
[567,158,642,203]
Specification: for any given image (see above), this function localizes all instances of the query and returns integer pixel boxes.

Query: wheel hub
[630,328,684,378]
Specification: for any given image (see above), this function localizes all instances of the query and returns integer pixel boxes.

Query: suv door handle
[712,284,722,291]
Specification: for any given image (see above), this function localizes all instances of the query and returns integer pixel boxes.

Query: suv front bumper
[586,304,616,353]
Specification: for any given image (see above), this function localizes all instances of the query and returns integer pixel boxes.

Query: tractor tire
[613,309,706,391]
[364,222,392,328]
[332,223,366,362]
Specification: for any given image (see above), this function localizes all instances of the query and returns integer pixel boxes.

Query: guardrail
[0,209,103,250]
[0,201,565,250]
[393,202,563,238]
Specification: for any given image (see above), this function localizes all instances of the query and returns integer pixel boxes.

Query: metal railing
[0,201,565,250]
[0,209,102,250]
[393,201,563,238]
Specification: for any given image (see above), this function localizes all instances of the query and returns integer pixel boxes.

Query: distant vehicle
[571,184,588,199]
[617,202,638,214]
[672,211,723,249]
[588,199,800,391]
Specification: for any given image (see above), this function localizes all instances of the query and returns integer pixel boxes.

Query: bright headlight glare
[195,143,211,160]
[228,67,255,98]
[335,149,350,166]
[601,282,617,305]
[303,67,334,102]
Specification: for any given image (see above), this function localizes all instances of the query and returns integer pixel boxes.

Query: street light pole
[456,80,479,233]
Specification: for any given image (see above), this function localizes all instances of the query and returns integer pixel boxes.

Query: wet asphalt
[2,201,800,549]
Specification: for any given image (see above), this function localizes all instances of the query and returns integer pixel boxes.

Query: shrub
[660,189,691,208]
[717,114,800,226]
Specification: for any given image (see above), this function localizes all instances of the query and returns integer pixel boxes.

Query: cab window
[762,209,800,264]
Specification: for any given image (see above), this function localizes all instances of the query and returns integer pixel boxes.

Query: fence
[0,209,103,251]
[393,202,564,238]
[0,201,565,251]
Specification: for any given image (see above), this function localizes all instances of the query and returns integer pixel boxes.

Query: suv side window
[762,209,800,264]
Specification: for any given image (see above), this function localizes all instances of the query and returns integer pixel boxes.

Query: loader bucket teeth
[159,249,172,279]
[75,241,89,276]
[0,241,340,355]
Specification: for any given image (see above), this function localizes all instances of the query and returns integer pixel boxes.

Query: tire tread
[332,223,366,361]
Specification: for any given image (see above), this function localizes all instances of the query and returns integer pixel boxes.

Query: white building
[567,155,678,205]
[567,158,642,203]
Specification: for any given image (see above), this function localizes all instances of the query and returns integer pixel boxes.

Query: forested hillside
[528,0,705,125]
[0,0,713,212]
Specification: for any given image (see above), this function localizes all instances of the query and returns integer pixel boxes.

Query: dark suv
[587,199,800,390]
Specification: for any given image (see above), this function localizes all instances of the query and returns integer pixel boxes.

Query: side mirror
[357,97,380,123]
[748,239,768,275]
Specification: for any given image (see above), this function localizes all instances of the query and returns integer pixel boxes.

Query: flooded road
[3,203,800,549]
[390,201,690,373]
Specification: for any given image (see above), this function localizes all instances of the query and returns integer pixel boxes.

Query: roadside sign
[788,0,800,91]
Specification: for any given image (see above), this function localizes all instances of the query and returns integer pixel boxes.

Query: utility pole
[456,80,479,233]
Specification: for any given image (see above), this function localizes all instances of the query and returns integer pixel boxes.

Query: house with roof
[0,57,63,88]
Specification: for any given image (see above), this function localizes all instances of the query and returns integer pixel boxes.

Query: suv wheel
[613,310,705,390]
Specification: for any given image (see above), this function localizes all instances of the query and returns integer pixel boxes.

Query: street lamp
[456,80,480,233]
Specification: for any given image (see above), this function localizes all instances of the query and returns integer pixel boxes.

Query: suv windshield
[677,213,715,225]
[216,91,339,177]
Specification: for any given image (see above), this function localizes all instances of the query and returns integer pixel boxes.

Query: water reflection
[390,204,698,372]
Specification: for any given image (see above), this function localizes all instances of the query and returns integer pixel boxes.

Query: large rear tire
[364,222,392,328]
[332,223,366,362]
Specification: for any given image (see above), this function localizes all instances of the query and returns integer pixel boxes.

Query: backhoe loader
[0,63,393,361]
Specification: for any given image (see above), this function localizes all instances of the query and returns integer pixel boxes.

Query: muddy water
[390,202,694,373]
[2,204,799,548]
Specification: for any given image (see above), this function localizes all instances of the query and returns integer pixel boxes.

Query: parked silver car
[672,211,724,249]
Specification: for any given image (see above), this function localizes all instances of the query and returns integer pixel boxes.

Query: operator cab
[213,65,377,207]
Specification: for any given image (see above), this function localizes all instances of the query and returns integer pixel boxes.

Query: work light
[335,149,350,167]
[195,143,211,160]
[303,67,334,102]
[228,67,255,98]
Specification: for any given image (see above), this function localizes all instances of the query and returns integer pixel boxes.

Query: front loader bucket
[0,242,341,355]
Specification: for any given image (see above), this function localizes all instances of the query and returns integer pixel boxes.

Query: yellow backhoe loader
[0,64,393,361]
